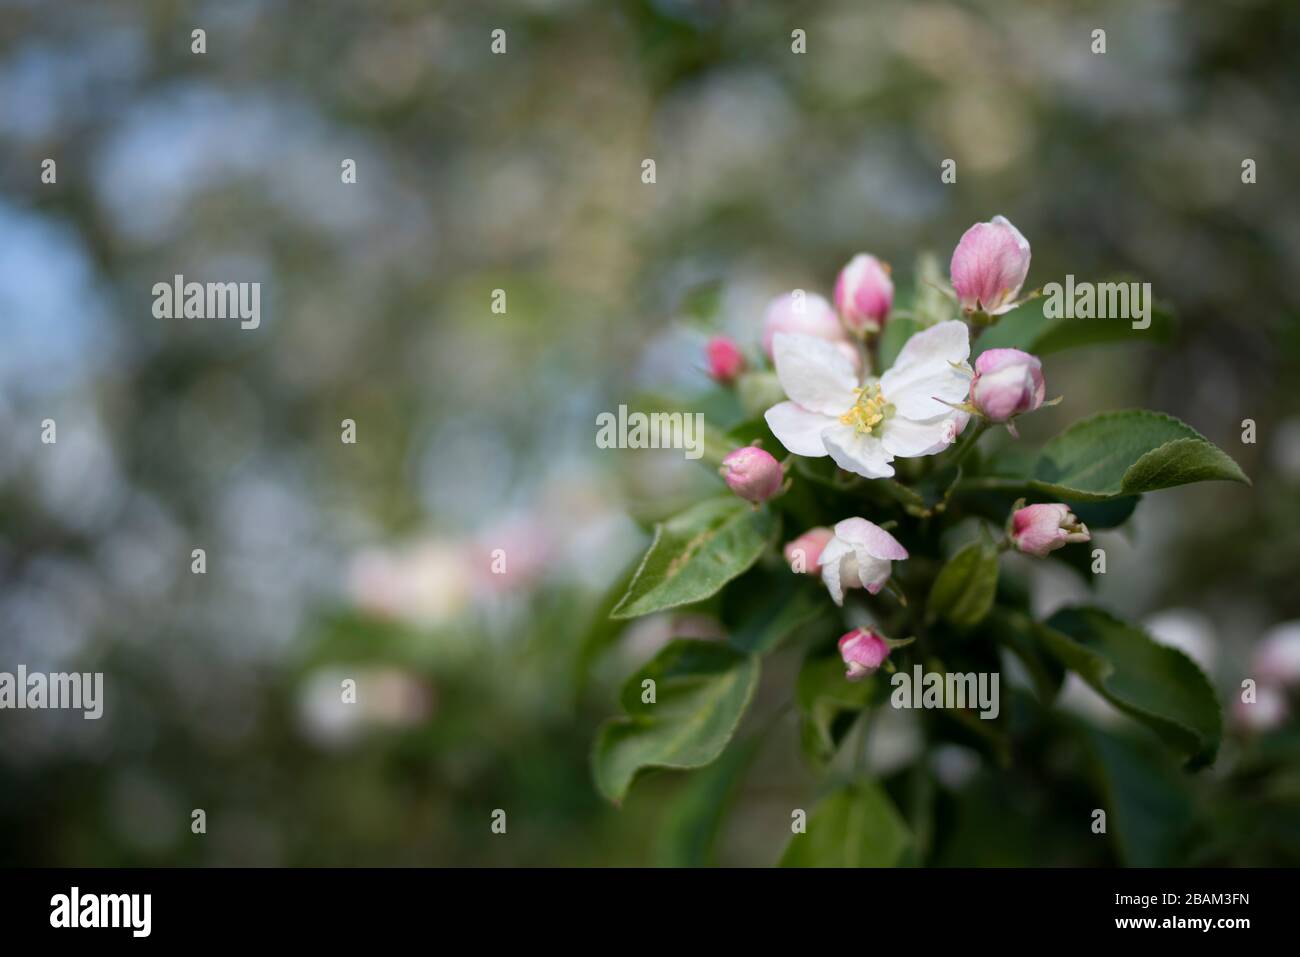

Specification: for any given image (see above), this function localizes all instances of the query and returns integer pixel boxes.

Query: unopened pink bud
[1253,623,1300,688]
[950,215,1031,316]
[834,254,894,335]
[705,336,745,385]
[783,527,834,575]
[761,291,846,360]
[1234,685,1288,732]
[1011,503,1089,558]
[970,348,1045,422]
[838,627,890,681]
[720,446,783,504]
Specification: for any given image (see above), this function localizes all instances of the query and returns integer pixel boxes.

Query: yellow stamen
[838,383,892,435]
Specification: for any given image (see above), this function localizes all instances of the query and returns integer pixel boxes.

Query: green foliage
[611,497,779,619]
[779,781,914,867]
[653,734,762,866]
[592,640,760,803]
[1087,727,1193,867]
[928,540,999,628]
[796,652,876,768]
[1040,607,1223,768]
[593,259,1261,864]
[723,568,830,655]
[1031,410,1249,501]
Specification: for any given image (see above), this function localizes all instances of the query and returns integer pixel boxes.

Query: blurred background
[1,0,1298,866]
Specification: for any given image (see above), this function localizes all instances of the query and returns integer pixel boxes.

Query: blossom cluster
[708,216,1091,680]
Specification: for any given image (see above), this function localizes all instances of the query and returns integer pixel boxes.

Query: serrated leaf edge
[1043,605,1223,768]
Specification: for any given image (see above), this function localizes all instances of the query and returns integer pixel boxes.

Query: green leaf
[1031,410,1249,501]
[1068,495,1140,530]
[592,640,760,803]
[796,653,876,768]
[611,497,778,619]
[724,570,830,655]
[653,734,761,866]
[1087,726,1193,867]
[724,414,779,448]
[928,540,999,628]
[779,781,914,867]
[923,654,1013,767]
[1041,606,1222,768]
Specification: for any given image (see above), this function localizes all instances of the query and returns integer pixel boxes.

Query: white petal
[835,518,908,560]
[772,333,859,417]
[820,423,895,479]
[817,535,852,569]
[881,321,972,419]
[879,412,961,458]
[938,410,973,454]
[854,551,893,594]
[821,555,846,606]
[890,319,970,369]
[764,402,834,457]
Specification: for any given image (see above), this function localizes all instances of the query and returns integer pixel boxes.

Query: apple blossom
[950,215,1032,317]
[834,253,894,336]
[818,517,908,605]
[705,335,745,385]
[783,526,834,575]
[720,446,783,504]
[761,291,848,359]
[839,627,891,681]
[970,348,1045,426]
[1010,503,1090,557]
[763,321,972,479]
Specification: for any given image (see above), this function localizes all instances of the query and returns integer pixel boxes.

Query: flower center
[838,383,892,435]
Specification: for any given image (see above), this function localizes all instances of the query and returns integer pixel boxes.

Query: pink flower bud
[950,215,1032,316]
[1253,622,1300,688]
[720,446,783,504]
[1234,685,1288,732]
[834,254,894,335]
[761,291,846,360]
[838,627,890,681]
[970,348,1045,422]
[783,527,834,575]
[705,335,745,385]
[1011,503,1090,558]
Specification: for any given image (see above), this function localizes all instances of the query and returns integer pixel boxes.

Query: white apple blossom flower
[763,320,973,478]
[817,517,908,606]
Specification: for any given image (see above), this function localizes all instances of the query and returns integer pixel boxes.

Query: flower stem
[952,476,1035,493]
[945,420,988,471]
